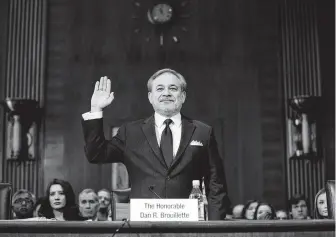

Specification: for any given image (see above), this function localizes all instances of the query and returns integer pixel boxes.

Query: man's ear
[148,92,153,104]
[182,91,186,103]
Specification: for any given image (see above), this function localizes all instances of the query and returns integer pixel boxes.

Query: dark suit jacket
[81,114,231,220]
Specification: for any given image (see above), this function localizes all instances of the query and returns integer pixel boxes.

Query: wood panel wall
[315,0,335,182]
[0,0,47,196]
[43,0,286,207]
[0,0,10,188]
[279,0,326,213]
[0,0,332,210]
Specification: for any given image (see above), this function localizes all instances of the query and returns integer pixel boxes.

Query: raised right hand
[90,76,114,112]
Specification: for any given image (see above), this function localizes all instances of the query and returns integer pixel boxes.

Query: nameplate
[130,199,198,221]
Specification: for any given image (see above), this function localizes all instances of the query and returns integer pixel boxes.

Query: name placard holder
[130,199,198,221]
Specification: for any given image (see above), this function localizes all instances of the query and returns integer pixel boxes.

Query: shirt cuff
[82,111,103,120]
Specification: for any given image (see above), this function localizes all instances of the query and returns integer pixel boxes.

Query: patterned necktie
[160,119,173,166]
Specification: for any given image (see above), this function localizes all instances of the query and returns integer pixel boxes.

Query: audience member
[242,200,259,220]
[232,204,245,219]
[78,189,100,221]
[314,188,328,219]
[97,189,112,221]
[38,179,82,220]
[276,210,288,220]
[288,194,310,220]
[253,202,276,220]
[11,189,35,219]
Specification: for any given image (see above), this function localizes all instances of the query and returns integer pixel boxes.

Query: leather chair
[111,188,131,221]
[325,180,335,219]
[0,183,12,219]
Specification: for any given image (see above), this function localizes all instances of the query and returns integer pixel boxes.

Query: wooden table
[0,219,334,237]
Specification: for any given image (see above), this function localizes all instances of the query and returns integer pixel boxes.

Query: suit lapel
[141,115,168,169]
[169,117,196,172]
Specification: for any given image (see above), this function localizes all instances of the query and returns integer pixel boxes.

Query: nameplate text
[130,199,198,221]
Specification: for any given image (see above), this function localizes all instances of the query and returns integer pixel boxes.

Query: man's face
[291,200,309,219]
[79,192,100,219]
[148,73,186,117]
[49,184,66,210]
[12,193,34,218]
[98,190,111,209]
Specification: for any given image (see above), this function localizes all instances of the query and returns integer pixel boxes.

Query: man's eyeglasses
[13,198,34,204]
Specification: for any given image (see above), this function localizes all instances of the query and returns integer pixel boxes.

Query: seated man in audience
[232,204,245,219]
[11,189,36,219]
[78,189,100,221]
[97,189,112,221]
[288,194,310,219]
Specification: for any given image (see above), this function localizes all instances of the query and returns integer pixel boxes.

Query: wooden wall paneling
[45,0,285,207]
[1,0,47,196]
[279,0,325,214]
[256,0,286,209]
[0,0,10,183]
[315,0,335,181]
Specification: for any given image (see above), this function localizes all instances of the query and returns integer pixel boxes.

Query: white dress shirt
[82,111,182,158]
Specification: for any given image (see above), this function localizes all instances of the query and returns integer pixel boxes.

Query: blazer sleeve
[204,128,231,220]
[81,118,125,164]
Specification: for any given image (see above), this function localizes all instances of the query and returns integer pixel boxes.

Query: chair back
[325,180,335,219]
[111,188,131,221]
[0,183,12,219]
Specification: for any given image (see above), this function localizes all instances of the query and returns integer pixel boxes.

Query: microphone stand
[148,185,162,199]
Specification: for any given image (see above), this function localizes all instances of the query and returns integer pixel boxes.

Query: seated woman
[36,179,82,220]
[314,188,329,219]
[241,200,260,220]
[253,202,276,220]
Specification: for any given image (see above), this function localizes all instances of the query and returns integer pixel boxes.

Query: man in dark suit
[81,69,231,220]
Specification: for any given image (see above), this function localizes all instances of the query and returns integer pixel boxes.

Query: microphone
[148,185,162,199]
[111,218,129,237]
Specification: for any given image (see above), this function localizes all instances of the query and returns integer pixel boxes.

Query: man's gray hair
[98,188,111,194]
[79,189,99,202]
[11,189,36,205]
[147,68,187,92]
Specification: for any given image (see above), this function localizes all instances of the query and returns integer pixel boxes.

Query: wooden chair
[326,180,335,219]
[0,183,12,219]
[111,188,131,221]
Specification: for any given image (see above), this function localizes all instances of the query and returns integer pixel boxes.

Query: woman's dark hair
[288,194,309,211]
[253,202,276,220]
[34,197,45,208]
[38,179,81,220]
[241,200,258,219]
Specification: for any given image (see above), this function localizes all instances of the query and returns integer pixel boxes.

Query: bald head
[232,204,245,219]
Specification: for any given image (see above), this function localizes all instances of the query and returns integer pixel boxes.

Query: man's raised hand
[90,76,114,112]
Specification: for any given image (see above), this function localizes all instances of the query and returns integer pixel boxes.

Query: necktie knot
[164,119,173,127]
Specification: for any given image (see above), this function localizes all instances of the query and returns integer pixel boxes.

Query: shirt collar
[154,112,182,128]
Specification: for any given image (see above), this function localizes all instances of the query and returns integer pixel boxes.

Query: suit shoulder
[184,116,212,130]
[122,118,146,127]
